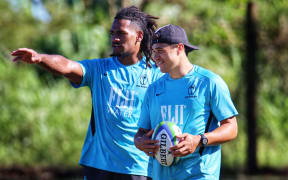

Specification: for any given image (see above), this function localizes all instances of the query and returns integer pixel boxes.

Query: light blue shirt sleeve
[70,59,97,88]
[210,76,238,122]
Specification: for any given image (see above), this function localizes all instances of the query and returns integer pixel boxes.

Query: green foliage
[0,58,91,166]
[0,0,288,171]
[145,0,288,170]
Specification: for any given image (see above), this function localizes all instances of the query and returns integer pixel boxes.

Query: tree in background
[1,0,288,176]
[245,1,259,173]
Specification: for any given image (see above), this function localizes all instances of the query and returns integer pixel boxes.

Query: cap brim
[185,43,200,52]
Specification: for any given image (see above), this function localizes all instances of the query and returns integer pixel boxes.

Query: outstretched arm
[11,48,83,85]
[170,116,238,157]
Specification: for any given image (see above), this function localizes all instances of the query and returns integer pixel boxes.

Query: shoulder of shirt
[79,57,115,70]
[81,57,113,62]
[193,65,224,84]
[147,73,168,90]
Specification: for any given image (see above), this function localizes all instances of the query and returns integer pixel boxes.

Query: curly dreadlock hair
[114,6,159,68]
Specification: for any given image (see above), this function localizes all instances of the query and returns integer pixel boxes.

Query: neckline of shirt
[113,56,146,69]
[166,64,196,81]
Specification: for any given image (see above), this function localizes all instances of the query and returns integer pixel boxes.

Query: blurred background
[1,0,288,179]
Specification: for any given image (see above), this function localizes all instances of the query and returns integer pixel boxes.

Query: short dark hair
[115,6,158,68]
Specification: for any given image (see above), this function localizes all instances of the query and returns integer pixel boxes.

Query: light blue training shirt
[71,56,162,176]
[138,65,238,180]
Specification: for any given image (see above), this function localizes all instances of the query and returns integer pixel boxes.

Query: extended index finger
[10,51,25,56]
[11,48,34,56]
[176,133,189,139]
[170,140,185,151]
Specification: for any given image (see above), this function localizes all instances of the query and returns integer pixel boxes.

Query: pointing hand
[10,48,42,64]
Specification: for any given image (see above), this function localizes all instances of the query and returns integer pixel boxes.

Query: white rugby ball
[152,121,182,166]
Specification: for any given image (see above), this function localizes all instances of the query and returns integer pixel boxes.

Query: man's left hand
[170,133,201,157]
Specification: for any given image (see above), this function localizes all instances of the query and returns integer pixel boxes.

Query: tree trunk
[245,1,259,174]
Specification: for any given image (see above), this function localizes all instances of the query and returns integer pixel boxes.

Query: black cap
[152,24,199,53]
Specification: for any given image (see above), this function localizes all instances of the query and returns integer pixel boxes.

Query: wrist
[196,135,202,147]
[199,134,208,147]
[37,54,45,63]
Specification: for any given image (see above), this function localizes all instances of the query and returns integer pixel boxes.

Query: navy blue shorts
[83,166,151,180]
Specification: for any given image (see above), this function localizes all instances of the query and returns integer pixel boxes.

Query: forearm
[171,117,237,157]
[204,116,238,146]
[11,48,83,84]
[39,54,83,84]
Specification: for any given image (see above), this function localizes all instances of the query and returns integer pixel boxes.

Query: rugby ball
[152,121,182,166]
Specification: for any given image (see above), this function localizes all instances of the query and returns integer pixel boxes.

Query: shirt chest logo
[137,74,149,88]
[185,85,197,98]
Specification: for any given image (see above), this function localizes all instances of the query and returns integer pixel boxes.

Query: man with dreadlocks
[11,6,161,180]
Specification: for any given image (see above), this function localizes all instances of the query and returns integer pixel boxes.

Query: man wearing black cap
[134,24,238,179]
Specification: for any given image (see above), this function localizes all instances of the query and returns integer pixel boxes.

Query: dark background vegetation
[1,0,288,179]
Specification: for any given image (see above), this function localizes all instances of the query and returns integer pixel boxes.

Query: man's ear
[136,31,144,42]
[177,43,185,54]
